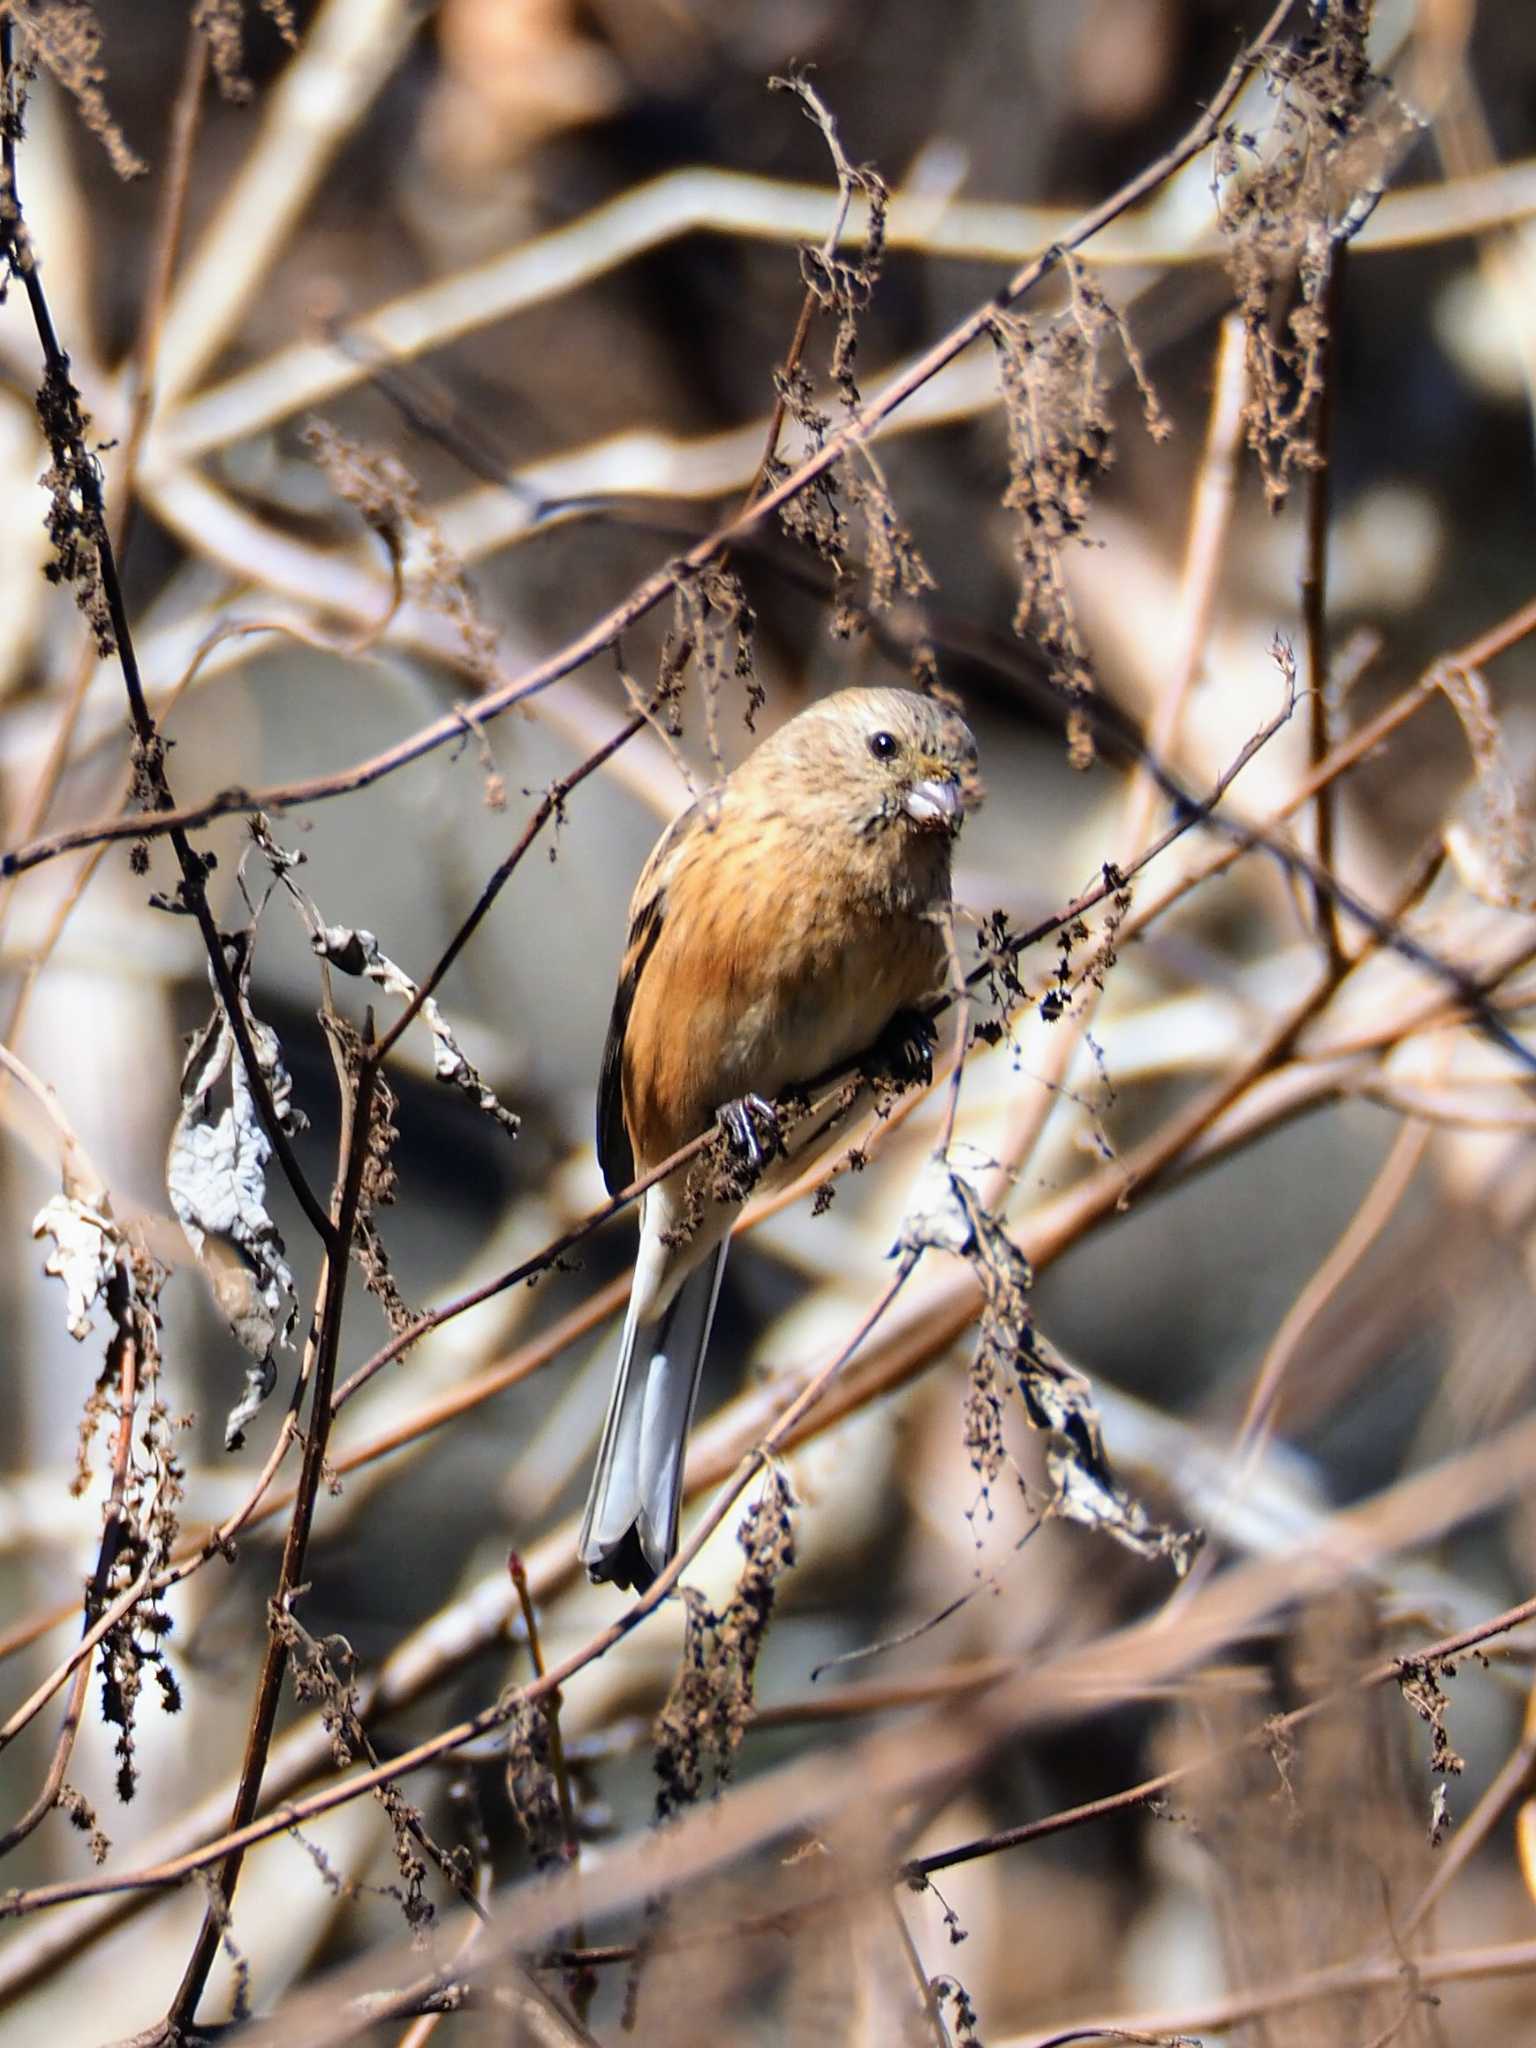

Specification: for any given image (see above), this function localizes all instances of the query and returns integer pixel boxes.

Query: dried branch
[2,2,1296,882]
[0,20,332,1246]
[163,1017,380,2032]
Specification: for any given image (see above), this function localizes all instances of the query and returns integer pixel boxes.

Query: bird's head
[809,687,983,839]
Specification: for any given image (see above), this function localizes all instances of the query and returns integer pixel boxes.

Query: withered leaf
[167,932,301,1448]
[313,922,519,1138]
[901,1160,1199,1575]
[33,1192,119,1341]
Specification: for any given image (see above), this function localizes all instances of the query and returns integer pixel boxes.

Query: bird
[577,685,981,1593]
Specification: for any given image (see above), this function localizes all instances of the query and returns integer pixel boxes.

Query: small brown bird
[578,686,981,1592]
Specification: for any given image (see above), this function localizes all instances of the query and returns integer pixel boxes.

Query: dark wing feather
[596,798,705,1195]
[597,894,660,1194]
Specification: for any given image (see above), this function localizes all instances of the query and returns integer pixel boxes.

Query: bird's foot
[869,1007,937,1090]
[717,1093,783,1174]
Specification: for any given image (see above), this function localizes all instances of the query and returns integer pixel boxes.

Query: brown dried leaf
[355,1063,411,1333]
[660,565,761,775]
[770,69,889,410]
[653,1467,797,1823]
[303,420,498,684]
[1215,6,1418,505]
[191,0,298,104]
[6,1,145,177]
[34,360,114,655]
[278,1604,458,1934]
[504,1700,566,1873]
[989,260,1166,761]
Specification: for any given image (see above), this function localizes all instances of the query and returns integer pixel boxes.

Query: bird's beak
[903,768,965,832]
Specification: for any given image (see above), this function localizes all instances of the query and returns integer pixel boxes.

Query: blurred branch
[85,1528,1536,2045]
[149,155,1536,466]
[1005,1932,1536,2046]
[6,2,1295,882]
[10,1271,1536,1933]
[152,0,414,406]
[1300,243,1347,968]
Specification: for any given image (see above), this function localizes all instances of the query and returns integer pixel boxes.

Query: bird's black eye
[868,730,899,761]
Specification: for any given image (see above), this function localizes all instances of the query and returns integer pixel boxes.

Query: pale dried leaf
[32,1192,118,1341]
[168,937,301,1447]
[314,923,519,1137]
[1436,662,1536,910]
[902,1160,1199,1574]
[896,1151,985,1260]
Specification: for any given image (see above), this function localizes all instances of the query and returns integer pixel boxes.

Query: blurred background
[2,0,1536,2040]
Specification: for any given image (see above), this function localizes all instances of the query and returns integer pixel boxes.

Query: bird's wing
[596,794,708,1196]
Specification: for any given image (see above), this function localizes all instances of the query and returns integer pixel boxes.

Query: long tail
[577,1242,729,1592]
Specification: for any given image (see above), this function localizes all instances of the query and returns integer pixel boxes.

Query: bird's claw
[871,1008,937,1089]
[718,1093,782,1172]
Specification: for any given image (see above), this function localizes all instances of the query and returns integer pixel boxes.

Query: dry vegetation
[2,0,1536,2042]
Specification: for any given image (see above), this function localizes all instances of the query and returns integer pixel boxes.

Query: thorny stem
[164,1020,379,2035]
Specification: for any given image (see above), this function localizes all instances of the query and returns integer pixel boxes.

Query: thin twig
[1300,239,1348,968]
[0,1295,143,1853]
[0,3,1296,884]
[163,1017,380,2032]
[27,1496,1536,2035]
[0,23,331,1246]
[371,710,646,1061]
[0,637,1475,1732]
